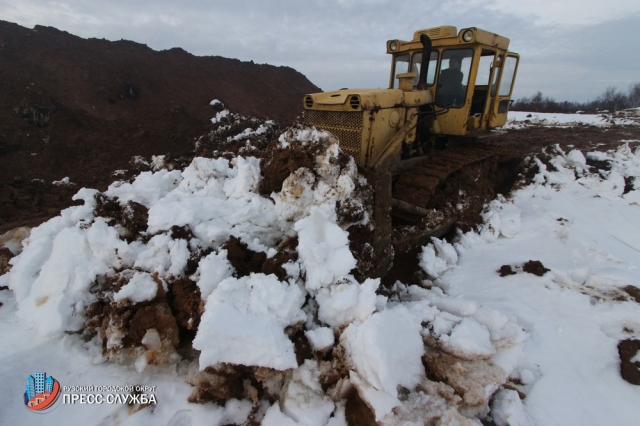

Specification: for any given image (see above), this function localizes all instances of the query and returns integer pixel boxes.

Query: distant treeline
[512,82,640,113]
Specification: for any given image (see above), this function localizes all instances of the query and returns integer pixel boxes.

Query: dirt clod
[94,195,149,242]
[258,144,316,195]
[129,302,180,348]
[261,252,294,281]
[618,339,640,385]
[0,246,14,275]
[170,225,193,241]
[523,260,550,276]
[622,285,640,304]
[345,386,377,426]
[167,277,202,332]
[222,236,266,277]
[498,265,517,277]
[188,364,270,405]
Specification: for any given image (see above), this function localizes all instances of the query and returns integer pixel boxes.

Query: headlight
[349,96,361,110]
[389,40,398,51]
[304,96,314,108]
[462,30,474,42]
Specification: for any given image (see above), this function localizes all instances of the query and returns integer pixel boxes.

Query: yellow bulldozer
[302,26,520,277]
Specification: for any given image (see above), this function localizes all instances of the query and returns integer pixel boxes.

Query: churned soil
[0,20,320,233]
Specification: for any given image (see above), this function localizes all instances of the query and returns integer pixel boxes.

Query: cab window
[499,56,518,97]
[392,54,410,88]
[410,51,438,88]
[436,48,473,107]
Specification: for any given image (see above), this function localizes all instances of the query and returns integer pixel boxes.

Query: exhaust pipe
[417,34,432,90]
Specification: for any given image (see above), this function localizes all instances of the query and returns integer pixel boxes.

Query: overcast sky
[2,0,639,102]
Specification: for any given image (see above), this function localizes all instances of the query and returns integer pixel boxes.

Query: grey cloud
[1,0,638,101]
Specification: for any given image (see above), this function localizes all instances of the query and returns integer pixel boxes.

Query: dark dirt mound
[0,20,320,233]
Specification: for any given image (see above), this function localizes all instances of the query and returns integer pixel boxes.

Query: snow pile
[504,110,640,129]
[0,118,533,425]
[4,111,640,424]
[533,143,640,203]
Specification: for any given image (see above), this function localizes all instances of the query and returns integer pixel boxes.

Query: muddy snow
[1,108,640,425]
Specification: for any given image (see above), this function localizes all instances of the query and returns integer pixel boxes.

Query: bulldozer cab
[388,26,520,136]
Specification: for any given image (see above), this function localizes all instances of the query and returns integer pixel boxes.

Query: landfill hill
[0,20,320,232]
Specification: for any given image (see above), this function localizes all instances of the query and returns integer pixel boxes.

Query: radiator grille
[303,110,364,162]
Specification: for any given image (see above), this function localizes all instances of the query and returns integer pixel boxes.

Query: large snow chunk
[440,317,496,359]
[194,249,234,299]
[262,403,302,426]
[113,271,160,303]
[178,156,231,195]
[419,238,458,278]
[481,209,502,242]
[315,278,378,327]
[133,234,189,276]
[566,149,587,168]
[498,203,522,238]
[305,327,335,351]
[105,169,182,206]
[193,273,305,370]
[273,168,317,222]
[341,306,424,399]
[223,156,261,199]
[10,226,109,336]
[491,389,533,426]
[295,206,356,290]
[281,360,336,426]
[349,371,400,421]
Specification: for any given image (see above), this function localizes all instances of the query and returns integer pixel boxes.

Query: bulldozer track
[385,142,521,264]
[392,144,502,209]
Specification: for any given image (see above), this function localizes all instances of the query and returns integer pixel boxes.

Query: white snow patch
[193,273,305,370]
[295,206,356,291]
[113,272,159,304]
[342,306,425,411]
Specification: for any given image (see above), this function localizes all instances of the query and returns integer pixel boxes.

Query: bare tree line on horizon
[512,82,640,113]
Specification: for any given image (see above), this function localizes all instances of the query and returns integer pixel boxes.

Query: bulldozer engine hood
[305,88,431,111]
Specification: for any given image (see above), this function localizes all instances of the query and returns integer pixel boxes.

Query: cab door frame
[488,52,520,128]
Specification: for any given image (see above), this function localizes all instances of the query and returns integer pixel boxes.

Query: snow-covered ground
[1,112,640,425]
[505,108,640,129]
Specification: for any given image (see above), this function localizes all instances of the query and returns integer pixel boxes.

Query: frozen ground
[1,111,640,425]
